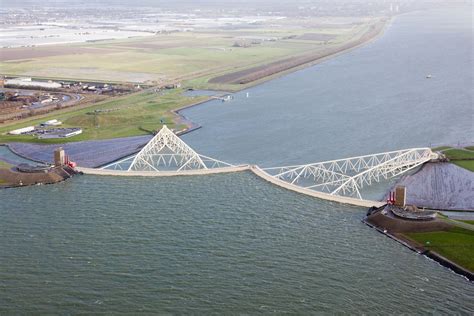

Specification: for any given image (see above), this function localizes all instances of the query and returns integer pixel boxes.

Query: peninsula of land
[0,12,390,144]
[364,146,474,281]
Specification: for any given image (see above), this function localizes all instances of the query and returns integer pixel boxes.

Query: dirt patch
[366,211,452,234]
[0,166,76,187]
[3,59,35,64]
[298,33,337,41]
[209,20,386,85]
[21,68,161,83]
[118,41,199,50]
[0,46,119,61]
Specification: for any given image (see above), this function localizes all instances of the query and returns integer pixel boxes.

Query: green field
[443,148,474,160]
[1,18,380,89]
[432,146,452,151]
[433,147,474,172]
[453,160,474,172]
[404,227,474,272]
[445,148,474,172]
[0,159,12,185]
[0,89,207,143]
[0,17,385,143]
[0,160,12,169]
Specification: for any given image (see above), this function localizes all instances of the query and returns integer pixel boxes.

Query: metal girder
[262,148,436,200]
[101,125,234,172]
[99,126,435,201]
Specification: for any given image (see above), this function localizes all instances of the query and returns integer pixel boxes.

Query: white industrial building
[8,126,35,135]
[5,78,62,90]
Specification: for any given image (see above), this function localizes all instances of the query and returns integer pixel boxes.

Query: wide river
[1,7,473,314]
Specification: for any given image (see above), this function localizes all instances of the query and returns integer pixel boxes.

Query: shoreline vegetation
[0,16,392,144]
[364,209,474,281]
[434,147,474,172]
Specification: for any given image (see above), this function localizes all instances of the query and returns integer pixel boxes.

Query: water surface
[1,174,472,313]
[181,7,473,166]
[1,6,473,314]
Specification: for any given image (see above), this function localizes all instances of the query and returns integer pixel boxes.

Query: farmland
[1,17,386,90]
[1,15,389,142]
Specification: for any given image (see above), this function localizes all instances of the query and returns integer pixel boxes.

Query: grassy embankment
[445,149,474,171]
[404,225,474,272]
[0,89,208,144]
[435,147,474,172]
[0,160,12,169]
[0,160,12,184]
[397,144,474,273]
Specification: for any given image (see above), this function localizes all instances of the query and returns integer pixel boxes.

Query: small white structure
[9,126,35,135]
[62,129,82,138]
[41,119,62,126]
[41,98,53,104]
[5,78,61,90]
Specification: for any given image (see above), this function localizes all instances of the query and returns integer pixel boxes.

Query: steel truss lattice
[101,125,234,172]
[261,148,436,200]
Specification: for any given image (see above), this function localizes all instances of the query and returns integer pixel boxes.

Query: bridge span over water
[78,126,437,208]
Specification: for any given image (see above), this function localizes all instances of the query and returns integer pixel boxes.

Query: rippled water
[1,174,473,313]
[1,6,473,314]
[181,7,473,166]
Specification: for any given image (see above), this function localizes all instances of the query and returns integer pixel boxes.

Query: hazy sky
[3,0,469,15]
[4,0,465,8]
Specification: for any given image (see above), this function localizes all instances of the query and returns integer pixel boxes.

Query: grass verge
[404,227,474,272]
[0,89,208,144]
[453,160,474,172]
[443,148,474,160]
[0,160,13,169]
[432,146,474,172]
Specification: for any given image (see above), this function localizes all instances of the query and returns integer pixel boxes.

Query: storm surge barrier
[77,126,436,207]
